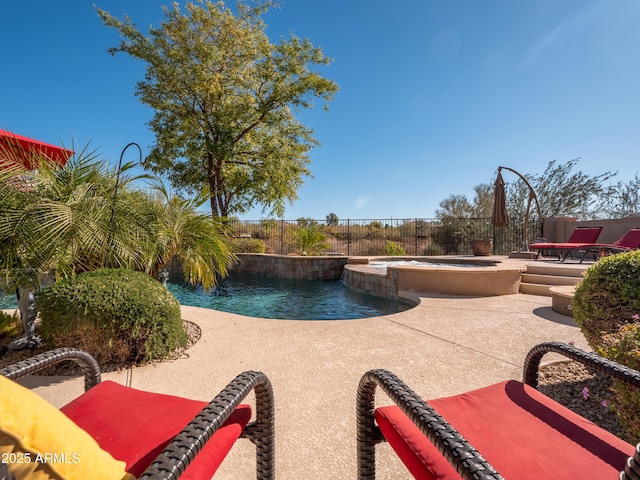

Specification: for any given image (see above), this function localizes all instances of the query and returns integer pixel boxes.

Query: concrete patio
[17,287,590,479]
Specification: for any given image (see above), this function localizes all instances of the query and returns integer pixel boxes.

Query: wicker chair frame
[0,347,275,480]
[357,341,640,480]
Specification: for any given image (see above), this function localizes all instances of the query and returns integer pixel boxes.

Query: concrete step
[520,283,555,296]
[549,285,576,317]
[524,263,587,278]
[520,273,581,287]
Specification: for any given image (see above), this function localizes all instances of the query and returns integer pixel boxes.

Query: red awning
[0,128,74,170]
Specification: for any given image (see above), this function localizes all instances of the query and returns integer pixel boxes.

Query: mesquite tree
[98,1,338,218]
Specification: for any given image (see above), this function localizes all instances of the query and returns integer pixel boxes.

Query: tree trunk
[8,286,40,350]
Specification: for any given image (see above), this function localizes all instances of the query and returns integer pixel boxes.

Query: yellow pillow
[0,375,135,480]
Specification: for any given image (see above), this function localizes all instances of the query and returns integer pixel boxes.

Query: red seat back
[566,226,602,243]
[614,228,640,249]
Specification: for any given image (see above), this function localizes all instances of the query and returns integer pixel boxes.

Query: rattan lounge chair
[529,226,603,261]
[357,341,640,480]
[0,348,275,479]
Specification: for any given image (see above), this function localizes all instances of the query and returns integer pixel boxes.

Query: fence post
[280,220,284,255]
[347,219,351,256]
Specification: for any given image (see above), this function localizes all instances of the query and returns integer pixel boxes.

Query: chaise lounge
[357,341,640,479]
[1,348,275,479]
[529,226,603,261]
[584,228,640,259]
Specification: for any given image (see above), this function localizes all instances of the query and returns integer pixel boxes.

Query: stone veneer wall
[231,254,348,280]
[341,266,400,300]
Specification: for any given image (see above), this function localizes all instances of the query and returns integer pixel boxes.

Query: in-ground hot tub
[342,257,526,297]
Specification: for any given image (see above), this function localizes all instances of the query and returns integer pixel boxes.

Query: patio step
[520,273,582,287]
[519,283,557,296]
[524,263,586,278]
[519,262,588,297]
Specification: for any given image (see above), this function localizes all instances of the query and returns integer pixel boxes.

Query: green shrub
[422,243,444,256]
[573,250,640,442]
[232,237,266,253]
[384,240,406,256]
[574,251,640,347]
[293,224,329,255]
[36,268,187,365]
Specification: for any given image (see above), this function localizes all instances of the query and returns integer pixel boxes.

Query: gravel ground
[0,320,202,375]
[538,360,620,436]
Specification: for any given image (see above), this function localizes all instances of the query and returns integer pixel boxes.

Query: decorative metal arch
[497,166,543,244]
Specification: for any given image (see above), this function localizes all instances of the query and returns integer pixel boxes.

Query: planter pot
[471,238,493,256]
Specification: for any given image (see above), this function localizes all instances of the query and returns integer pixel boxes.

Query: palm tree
[1,146,235,347]
[0,145,150,348]
[1,145,149,279]
[141,182,236,290]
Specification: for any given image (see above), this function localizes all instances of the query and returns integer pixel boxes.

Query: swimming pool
[167,272,412,320]
[1,274,412,320]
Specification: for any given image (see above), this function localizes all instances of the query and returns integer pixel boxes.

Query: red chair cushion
[375,380,634,480]
[61,380,252,479]
[530,242,594,250]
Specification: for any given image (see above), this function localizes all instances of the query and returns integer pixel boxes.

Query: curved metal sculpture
[495,166,542,246]
[104,142,145,267]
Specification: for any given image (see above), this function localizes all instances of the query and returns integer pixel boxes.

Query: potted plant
[471,238,493,256]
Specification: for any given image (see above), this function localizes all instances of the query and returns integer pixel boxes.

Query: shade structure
[492,170,509,227]
[0,128,73,170]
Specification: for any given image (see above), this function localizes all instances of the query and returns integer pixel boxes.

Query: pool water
[167,272,412,320]
[1,274,412,320]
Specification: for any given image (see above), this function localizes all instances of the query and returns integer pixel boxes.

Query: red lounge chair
[1,348,275,479]
[357,341,640,480]
[586,228,640,258]
[529,226,603,261]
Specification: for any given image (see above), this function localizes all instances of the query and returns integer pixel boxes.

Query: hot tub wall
[342,263,525,297]
[395,267,523,296]
[341,265,400,299]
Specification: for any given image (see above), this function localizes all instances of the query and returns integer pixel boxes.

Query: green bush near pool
[36,268,187,365]
[574,250,640,443]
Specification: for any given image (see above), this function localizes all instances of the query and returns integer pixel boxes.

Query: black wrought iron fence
[227,217,542,257]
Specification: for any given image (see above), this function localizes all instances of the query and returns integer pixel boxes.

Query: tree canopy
[97,0,338,218]
[435,159,637,221]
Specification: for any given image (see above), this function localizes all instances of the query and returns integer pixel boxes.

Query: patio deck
[16,284,591,479]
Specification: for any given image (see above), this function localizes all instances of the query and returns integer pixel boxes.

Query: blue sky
[2,1,639,220]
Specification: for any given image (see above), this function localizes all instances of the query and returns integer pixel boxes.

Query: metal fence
[227,217,543,257]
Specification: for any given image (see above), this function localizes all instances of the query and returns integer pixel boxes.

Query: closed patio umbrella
[0,128,73,170]
[492,170,509,227]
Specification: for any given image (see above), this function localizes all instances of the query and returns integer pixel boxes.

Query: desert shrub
[384,240,406,256]
[293,224,329,255]
[36,268,187,365]
[232,237,266,253]
[422,243,445,256]
[430,223,463,254]
[573,250,640,442]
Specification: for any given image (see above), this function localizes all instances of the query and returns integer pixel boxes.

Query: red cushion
[529,242,594,250]
[61,380,252,479]
[375,380,634,480]
[566,227,602,243]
